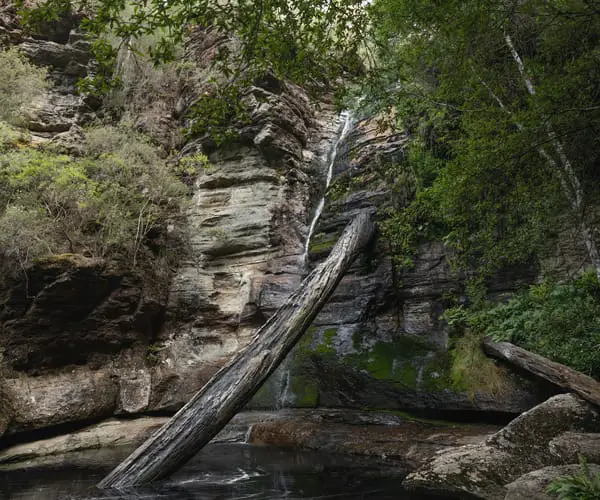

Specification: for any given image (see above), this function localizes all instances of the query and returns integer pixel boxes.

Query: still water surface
[0,443,442,499]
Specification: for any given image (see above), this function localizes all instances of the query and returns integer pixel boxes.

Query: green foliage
[21,0,369,90]
[18,0,372,143]
[0,125,188,269]
[0,206,58,268]
[453,271,600,377]
[0,122,29,152]
[448,330,509,397]
[359,0,600,277]
[100,19,184,141]
[146,343,166,365]
[0,47,48,124]
[547,457,600,500]
[175,152,213,185]
[185,82,251,145]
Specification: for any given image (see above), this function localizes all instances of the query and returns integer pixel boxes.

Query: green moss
[323,328,337,344]
[35,253,100,268]
[420,352,454,392]
[249,382,277,408]
[308,236,337,255]
[146,343,165,365]
[343,335,437,389]
[308,229,342,256]
[290,375,319,407]
[314,327,338,354]
[295,326,508,398]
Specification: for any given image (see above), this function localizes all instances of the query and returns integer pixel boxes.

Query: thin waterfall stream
[302,111,354,263]
[275,111,354,411]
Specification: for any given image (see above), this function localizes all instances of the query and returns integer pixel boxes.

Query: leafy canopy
[19,0,600,278]
[360,0,600,276]
[19,0,369,92]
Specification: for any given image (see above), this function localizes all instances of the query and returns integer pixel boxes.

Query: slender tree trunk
[504,33,600,279]
[98,211,376,489]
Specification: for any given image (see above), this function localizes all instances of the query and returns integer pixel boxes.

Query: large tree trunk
[483,338,600,407]
[98,211,376,489]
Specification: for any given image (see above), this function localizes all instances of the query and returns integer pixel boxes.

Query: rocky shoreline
[0,409,497,473]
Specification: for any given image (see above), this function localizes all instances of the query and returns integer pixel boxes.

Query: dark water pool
[0,443,443,499]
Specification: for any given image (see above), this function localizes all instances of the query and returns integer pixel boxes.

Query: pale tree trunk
[504,33,600,279]
[98,211,376,489]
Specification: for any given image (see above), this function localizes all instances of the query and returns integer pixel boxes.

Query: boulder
[549,432,600,464]
[404,394,600,499]
[18,40,89,73]
[3,369,119,435]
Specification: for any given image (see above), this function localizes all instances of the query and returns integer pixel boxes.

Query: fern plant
[547,457,600,499]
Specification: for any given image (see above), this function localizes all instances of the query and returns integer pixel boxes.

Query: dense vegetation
[0,48,197,273]
[445,271,600,378]
[358,0,600,376]
[364,0,600,277]
[15,0,600,374]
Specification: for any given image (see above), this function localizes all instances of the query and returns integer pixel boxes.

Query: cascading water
[276,368,291,410]
[302,111,354,263]
[274,111,354,412]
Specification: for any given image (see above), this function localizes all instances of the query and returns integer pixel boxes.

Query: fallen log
[98,211,376,489]
[483,337,600,407]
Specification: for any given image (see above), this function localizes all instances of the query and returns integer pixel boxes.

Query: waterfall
[243,424,253,444]
[275,367,291,410]
[302,111,354,262]
[274,111,354,412]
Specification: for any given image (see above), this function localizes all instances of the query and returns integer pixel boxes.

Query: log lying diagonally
[483,338,600,407]
[98,211,376,489]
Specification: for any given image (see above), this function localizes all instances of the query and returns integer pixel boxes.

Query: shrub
[0,125,190,268]
[0,205,59,269]
[547,457,600,499]
[0,47,48,124]
[0,122,29,152]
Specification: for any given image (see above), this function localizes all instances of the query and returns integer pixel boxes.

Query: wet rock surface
[0,14,563,442]
[403,394,600,499]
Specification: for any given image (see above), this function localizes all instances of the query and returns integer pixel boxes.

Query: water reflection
[0,444,438,499]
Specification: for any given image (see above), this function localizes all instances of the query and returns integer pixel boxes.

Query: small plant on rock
[547,456,600,499]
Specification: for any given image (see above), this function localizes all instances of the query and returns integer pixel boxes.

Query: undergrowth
[445,271,600,378]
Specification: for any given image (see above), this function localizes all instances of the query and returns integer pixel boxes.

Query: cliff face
[0,18,552,440]
[250,116,548,414]
[0,20,342,437]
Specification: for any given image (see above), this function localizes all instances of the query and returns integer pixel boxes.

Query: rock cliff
[0,14,551,441]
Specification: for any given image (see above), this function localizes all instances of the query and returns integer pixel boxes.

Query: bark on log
[483,337,600,407]
[98,211,376,489]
